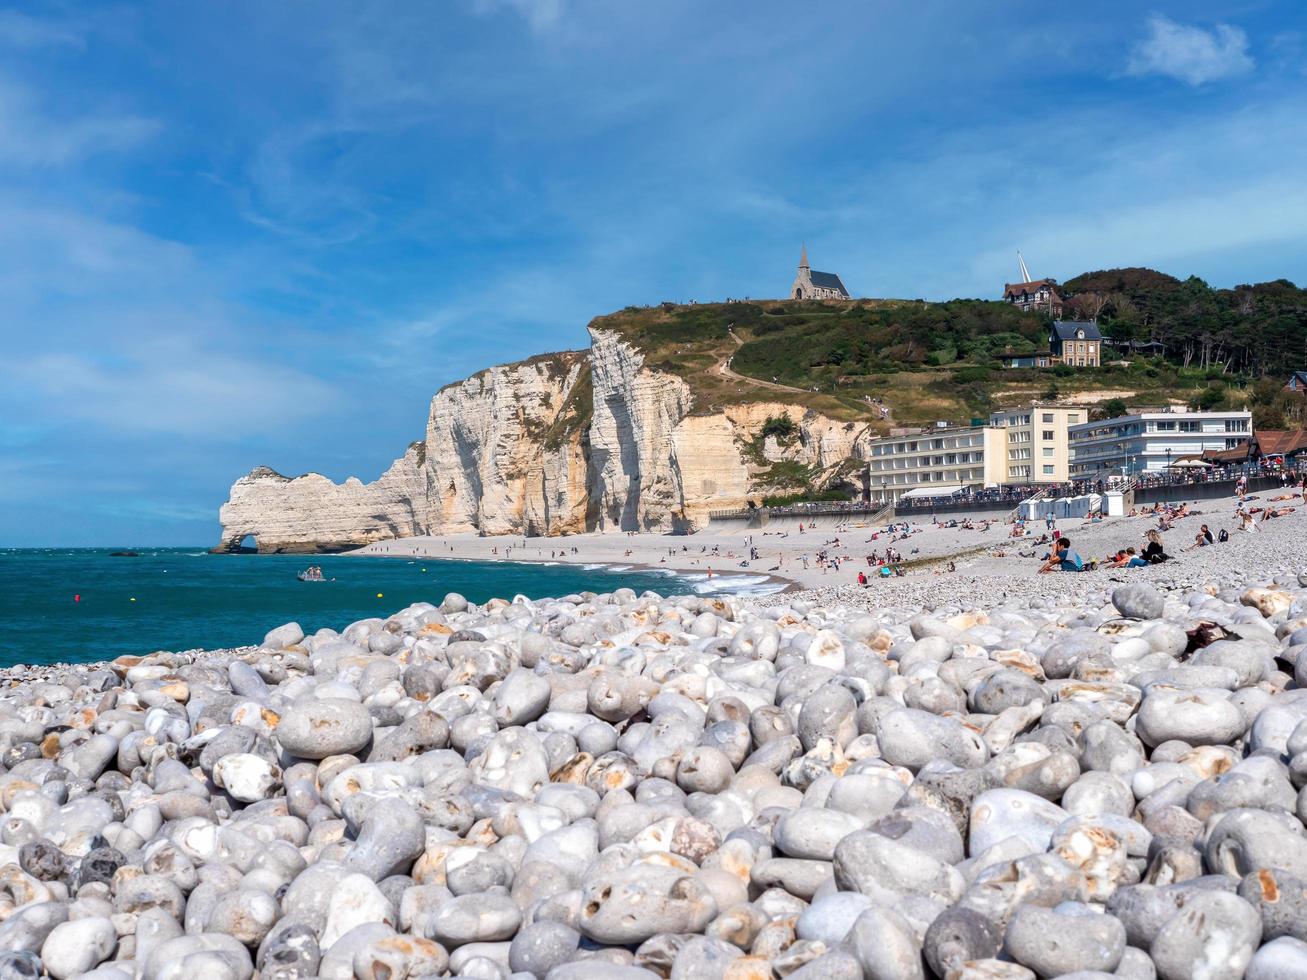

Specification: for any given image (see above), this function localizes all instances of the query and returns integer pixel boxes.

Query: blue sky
[2,1,1305,546]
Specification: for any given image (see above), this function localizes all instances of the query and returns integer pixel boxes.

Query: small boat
[296,570,326,582]
[110,551,140,557]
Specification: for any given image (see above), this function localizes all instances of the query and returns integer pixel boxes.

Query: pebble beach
[6,496,1307,978]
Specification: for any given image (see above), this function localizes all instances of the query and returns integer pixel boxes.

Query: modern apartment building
[1068,408,1252,478]
[866,424,1007,501]
[988,404,1086,483]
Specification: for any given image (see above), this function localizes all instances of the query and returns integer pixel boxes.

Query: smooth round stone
[1003,902,1126,976]
[1062,771,1133,818]
[1150,891,1262,980]
[145,935,254,980]
[1248,936,1307,980]
[825,771,907,821]
[493,670,551,726]
[669,936,742,977]
[749,857,833,900]
[868,806,965,866]
[427,893,521,947]
[796,684,856,750]
[876,708,988,771]
[1113,584,1164,621]
[508,921,580,976]
[577,868,716,944]
[17,841,66,882]
[969,788,1069,855]
[795,892,874,945]
[321,874,395,949]
[255,918,319,978]
[276,699,373,759]
[773,807,863,861]
[833,830,963,904]
[212,754,281,803]
[40,917,116,979]
[263,622,304,649]
[206,889,280,947]
[352,934,449,980]
[1205,809,1307,879]
[1239,869,1307,941]
[676,746,734,795]
[923,906,1002,977]
[0,951,42,980]
[345,797,425,881]
[846,905,924,980]
[0,900,68,953]
[1135,689,1246,748]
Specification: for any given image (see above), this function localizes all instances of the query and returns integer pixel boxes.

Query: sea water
[0,548,779,666]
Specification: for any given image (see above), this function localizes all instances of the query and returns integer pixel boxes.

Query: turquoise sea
[0,548,768,667]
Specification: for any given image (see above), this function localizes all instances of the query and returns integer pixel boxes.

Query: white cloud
[0,79,156,168]
[1127,15,1254,85]
[5,346,335,438]
[471,0,565,33]
[0,10,85,48]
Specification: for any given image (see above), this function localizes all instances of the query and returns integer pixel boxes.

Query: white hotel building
[1068,408,1251,479]
[866,425,1007,501]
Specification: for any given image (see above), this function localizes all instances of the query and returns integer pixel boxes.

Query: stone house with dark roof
[1049,320,1102,367]
[791,246,850,300]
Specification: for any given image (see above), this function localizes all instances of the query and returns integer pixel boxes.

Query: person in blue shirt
[1039,537,1083,573]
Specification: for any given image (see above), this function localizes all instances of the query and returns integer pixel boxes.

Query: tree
[760,414,797,441]
[1195,386,1226,411]
[1099,397,1128,419]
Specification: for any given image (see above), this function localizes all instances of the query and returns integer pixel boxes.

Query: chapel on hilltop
[791,246,850,300]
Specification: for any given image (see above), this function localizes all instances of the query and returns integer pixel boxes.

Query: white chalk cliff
[216,327,869,552]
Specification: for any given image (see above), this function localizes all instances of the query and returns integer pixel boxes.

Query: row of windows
[997,413,1082,430]
[870,434,984,456]
[1072,417,1249,440]
[870,451,983,471]
[878,469,985,486]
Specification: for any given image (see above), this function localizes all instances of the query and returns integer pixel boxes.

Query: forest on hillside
[1063,267,1307,376]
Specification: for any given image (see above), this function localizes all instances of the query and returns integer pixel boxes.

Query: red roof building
[1003,278,1064,317]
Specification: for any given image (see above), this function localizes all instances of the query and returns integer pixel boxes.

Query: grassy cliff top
[590,297,1258,427]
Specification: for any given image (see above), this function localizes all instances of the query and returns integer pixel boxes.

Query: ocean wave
[684,573,787,597]
[606,565,633,572]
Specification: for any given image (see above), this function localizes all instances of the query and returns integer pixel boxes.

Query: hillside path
[712,328,813,394]
[714,328,894,422]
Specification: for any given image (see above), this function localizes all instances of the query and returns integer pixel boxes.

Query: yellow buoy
[377,593,384,598]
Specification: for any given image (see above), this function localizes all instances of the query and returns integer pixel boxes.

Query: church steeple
[799,243,809,269]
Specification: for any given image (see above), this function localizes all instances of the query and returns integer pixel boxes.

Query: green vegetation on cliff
[594,268,1307,430]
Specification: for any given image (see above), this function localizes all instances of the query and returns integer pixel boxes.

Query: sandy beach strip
[348,486,1307,603]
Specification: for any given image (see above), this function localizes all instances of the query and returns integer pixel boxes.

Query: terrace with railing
[707,458,1307,522]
